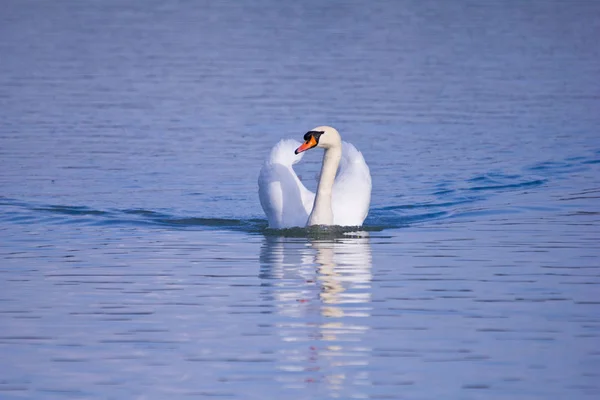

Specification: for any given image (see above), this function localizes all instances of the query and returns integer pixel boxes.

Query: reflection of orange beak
[295,136,318,154]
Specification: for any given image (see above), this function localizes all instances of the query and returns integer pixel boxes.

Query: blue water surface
[1,1,599,399]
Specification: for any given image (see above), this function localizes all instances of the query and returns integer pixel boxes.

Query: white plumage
[258,126,371,229]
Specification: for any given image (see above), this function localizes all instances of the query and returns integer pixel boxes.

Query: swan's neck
[307,146,341,226]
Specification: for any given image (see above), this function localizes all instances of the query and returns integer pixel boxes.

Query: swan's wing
[332,142,372,226]
[265,139,303,166]
[258,139,315,229]
[265,139,315,210]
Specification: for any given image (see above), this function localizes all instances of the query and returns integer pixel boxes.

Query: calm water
[1,0,600,399]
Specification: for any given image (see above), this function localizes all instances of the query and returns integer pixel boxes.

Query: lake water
[1,0,599,399]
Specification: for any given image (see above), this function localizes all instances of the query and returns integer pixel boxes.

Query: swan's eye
[304,130,325,142]
[295,130,326,154]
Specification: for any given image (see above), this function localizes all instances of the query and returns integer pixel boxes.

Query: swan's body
[258,126,371,229]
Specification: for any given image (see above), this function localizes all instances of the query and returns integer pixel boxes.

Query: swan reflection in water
[259,234,372,394]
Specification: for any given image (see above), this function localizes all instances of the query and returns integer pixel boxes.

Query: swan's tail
[267,139,304,166]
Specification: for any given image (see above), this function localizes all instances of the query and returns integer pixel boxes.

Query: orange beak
[295,135,318,154]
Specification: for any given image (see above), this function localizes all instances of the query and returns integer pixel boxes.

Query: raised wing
[258,139,315,229]
[332,142,372,226]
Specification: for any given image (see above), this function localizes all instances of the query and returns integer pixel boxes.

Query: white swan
[258,126,371,228]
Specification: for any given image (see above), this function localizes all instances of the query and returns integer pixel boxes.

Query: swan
[258,126,371,229]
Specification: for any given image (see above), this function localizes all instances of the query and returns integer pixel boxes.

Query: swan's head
[294,126,341,154]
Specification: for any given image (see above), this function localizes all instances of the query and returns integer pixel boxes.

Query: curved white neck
[307,146,341,226]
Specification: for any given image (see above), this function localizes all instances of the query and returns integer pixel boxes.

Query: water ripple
[1,150,598,235]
